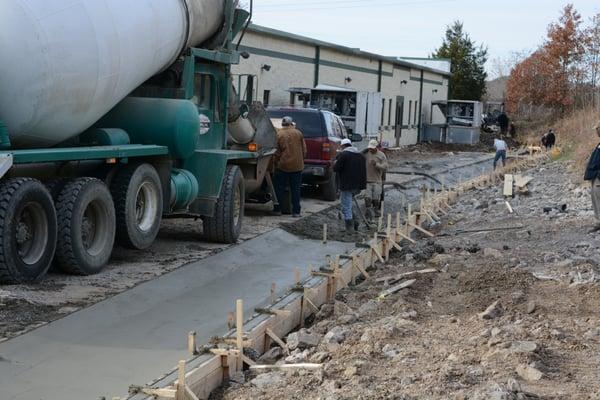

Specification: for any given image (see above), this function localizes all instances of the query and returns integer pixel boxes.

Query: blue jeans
[494,150,506,169]
[340,191,354,220]
[274,170,302,214]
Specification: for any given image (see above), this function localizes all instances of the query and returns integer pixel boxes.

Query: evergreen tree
[433,21,488,100]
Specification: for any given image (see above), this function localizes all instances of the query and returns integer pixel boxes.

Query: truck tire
[321,171,339,201]
[202,165,244,244]
[55,178,116,275]
[45,178,69,202]
[111,164,163,250]
[0,178,57,284]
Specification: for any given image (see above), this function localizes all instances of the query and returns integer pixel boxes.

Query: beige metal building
[232,24,450,147]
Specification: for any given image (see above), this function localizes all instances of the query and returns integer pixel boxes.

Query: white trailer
[289,85,383,137]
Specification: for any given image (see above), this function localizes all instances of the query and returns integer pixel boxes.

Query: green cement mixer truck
[0,0,277,283]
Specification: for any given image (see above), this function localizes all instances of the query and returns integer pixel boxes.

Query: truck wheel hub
[15,203,48,265]
[81,212,96,250]
[135,182,158,232]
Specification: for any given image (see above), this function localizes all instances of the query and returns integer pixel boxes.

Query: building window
[388,99,392,126]
[290,92,295,106]
[263,90,270,107]
[408,101,412,126]
[381,98,385,126]
[414,101,418,124]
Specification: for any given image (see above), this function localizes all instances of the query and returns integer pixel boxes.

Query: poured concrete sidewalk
[0,229,353,400]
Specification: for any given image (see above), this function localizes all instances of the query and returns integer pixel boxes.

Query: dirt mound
[214,160,600,400]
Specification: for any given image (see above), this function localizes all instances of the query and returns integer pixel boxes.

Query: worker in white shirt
[493,136,508,170]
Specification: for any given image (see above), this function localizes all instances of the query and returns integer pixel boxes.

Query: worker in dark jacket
[584,122,600,233]
[546,129,556,149]
[497,112,509,135]
[334,139,366,232]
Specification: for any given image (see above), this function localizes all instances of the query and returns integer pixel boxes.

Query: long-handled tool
[353,196,374,228]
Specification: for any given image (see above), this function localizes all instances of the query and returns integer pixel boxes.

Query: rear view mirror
[350,133,363,142]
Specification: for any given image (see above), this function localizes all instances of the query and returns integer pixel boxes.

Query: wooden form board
[126,151,548,400]
[504,174,514,197]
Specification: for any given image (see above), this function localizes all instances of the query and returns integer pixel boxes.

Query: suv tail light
[321,141,331,161]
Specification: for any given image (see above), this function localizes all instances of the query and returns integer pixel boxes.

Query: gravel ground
[212,159,600,400]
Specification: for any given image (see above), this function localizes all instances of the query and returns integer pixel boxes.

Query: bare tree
[585,13,600,107]
[488,51,530,79]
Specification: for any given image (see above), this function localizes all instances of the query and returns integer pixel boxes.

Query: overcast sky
[250,0,600,77]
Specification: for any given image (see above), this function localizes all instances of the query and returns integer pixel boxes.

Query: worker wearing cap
[363,139,388,220]
[273,116,306,217]
[493,135,508,170]
[584,122,600,233]
[334,138,366,232]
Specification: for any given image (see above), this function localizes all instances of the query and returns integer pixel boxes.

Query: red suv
[267,107,357,201]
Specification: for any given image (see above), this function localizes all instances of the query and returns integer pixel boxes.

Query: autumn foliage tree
[506,4,598,117]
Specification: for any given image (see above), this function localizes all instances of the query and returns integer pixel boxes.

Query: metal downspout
[418,70,424,142]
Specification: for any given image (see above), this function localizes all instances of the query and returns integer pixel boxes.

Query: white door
[366,92,382,136]
[355,91,368,135]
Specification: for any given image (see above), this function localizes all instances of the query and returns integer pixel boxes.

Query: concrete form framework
[124,150,547,400]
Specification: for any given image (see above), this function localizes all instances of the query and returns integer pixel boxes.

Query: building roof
[246,24,451,77]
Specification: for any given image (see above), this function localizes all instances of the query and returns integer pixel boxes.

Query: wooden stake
[188,331,198,355]
[322,223,327,244]
[387,236,403,252]
[406,203,412,235]
[352,254,370,279]
[410,223,435,237]
[176,360,186,400]
[236,299,243,371]
[371,243,385,264]
[270,283,276,304]
[396,230,416,244]
[250,363,323,371]
[266,328,290,355]
[304,293,320,313]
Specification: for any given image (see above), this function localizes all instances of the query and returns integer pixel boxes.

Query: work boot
[373,200,381,217]
[344,219,354,232]
[353,219,359,231]
[364,198,374,221]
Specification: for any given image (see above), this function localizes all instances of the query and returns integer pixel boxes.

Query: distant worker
[546,129,556,149]
[363,139,388,220]
[584,122,600,233]
[493,135,508,170]
[334,138,366,232]
[273,116,306,217]
[541,132,548,148]
[497,111,509,135]
[509,122,517,138]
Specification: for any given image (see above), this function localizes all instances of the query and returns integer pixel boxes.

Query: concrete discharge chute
[0,0,225,148]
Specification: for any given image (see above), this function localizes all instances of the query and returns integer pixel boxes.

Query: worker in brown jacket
[273,116,307,217]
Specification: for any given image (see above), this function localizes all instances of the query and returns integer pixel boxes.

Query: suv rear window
[267,110,324,138]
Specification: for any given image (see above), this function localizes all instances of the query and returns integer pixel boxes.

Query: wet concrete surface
[0,229,353,400]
